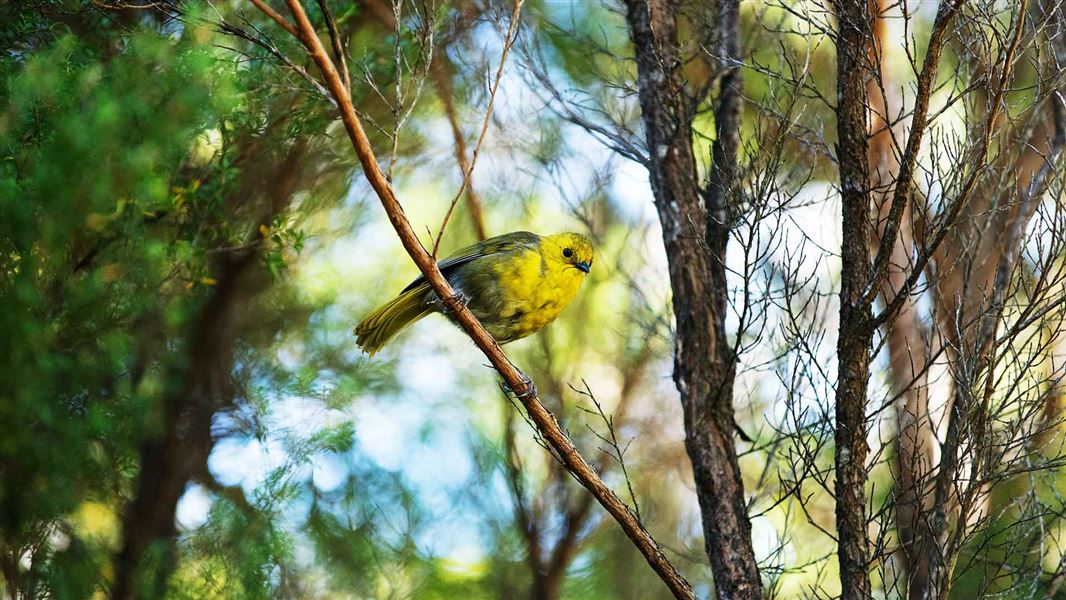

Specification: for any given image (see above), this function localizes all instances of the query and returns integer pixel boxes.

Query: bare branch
[248,0,299,38]
[315,0,350,93]
[269,2,696,597]
[865,0,964,305]
[431,0,523,257]
[430,55,489,241]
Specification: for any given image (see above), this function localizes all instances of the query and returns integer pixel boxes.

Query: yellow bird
[355,231,595,356]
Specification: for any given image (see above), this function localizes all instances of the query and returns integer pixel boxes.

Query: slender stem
[430,55,489,241]
[865,0,964,305]
[249,0,298,37]
[315,0,350,92]
[430,0,523,257]
[272,2,695,598]
[875,0,1033,325]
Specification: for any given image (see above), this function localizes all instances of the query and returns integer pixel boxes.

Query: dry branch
[918,4,1034,596]
[314,0,349,91]
[507,343,651,600]
[865,0,963,304]
[860,0,952,593]
[430,56,488,241]
[248,0,297,37]
[267,2,696,598]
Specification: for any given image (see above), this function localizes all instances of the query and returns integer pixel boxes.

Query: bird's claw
[500,372,537,400]
[439,292,468,315]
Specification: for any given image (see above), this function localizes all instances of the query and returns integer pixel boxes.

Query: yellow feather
[354,231,594,355]
[353,285,432,356]
[493,244,586,338]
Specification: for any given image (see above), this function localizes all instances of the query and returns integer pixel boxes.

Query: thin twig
[430,55,489,241]
[865,0,965,305]
[385,0,435,181]
[875,0,1035,325]
[91,0,166,8]
[430,0,524,257]
[215,18,338,108]
[389,0,406,180]
[573,380,643,524]
[315,0,350,93]
[249,0,299,37]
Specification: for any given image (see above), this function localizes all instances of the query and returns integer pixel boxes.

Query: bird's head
[542,232,595,275]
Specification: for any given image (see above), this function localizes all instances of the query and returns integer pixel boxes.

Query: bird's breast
[487,249,583,341]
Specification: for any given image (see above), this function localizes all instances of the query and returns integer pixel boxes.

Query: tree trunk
[623,0,762,597]
[831,0,875,594]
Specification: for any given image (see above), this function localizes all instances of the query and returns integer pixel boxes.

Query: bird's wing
[401,231,540,293]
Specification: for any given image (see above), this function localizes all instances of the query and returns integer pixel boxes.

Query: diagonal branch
[268,2,695,598]
[215,17,337,108]
[249,0,297,37]
[864,0,964,305]
[875,0,1034,326]
[916,4,1038,596]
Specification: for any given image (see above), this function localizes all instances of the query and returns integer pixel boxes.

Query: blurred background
[3,0,1066,598]
[0,2,715,597]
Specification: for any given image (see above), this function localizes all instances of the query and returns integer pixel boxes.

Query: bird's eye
[563,248,573,258]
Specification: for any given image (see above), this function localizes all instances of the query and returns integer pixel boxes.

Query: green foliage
[0,3,361,593]
[0,19,240,585]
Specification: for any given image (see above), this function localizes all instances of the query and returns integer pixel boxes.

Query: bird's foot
[438,292,468,315]
[500,370,538,400]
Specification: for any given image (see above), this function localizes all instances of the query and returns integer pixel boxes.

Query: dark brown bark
[623,0,761,597]
[831,0,875,595]
[707,0,743,226]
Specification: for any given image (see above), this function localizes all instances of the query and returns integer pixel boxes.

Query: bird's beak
[575,262,591,273]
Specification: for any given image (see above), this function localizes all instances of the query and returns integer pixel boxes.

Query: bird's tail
[354,285,432,356]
